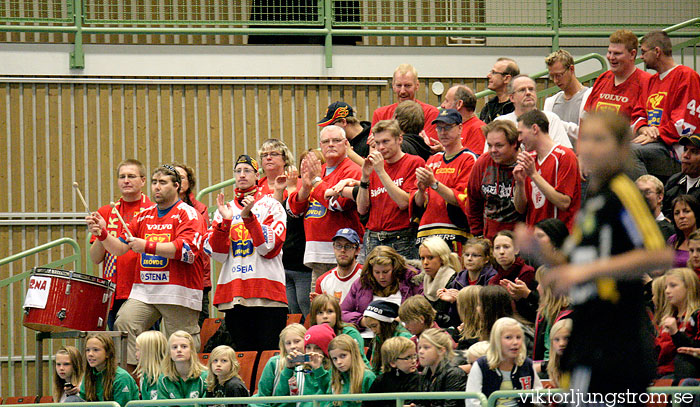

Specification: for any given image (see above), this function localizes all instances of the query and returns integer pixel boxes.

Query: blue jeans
[285,269,311,317]
[364,227,418,260]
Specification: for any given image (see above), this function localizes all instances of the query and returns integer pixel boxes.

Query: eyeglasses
[436,124,457,133]
[396,354,418,361]
[489,70,507,76]
[548,70,568,81]
[333,243,357,251]
[260,152,282,159]
[234,168,256,175]
[320,137,346,146]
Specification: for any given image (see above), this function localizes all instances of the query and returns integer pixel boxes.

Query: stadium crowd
[71,28,700,406]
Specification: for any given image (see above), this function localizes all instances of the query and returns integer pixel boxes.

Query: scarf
[423,266,456,302]
[234,185,258,204]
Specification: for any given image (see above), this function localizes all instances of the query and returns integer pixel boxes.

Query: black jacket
[413,360,467,407]
[363,368,420,407]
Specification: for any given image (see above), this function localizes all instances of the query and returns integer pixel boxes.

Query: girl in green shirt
[310,294,370,367]
[157,330,208,406]
[328,334,376,407]
[80,333,139,407]
[135,330,168,400]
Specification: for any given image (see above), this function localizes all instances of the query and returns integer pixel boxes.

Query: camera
[290,354,310,364]
[64,383,75,389]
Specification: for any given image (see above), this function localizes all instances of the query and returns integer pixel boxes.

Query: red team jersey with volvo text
[125,201,205,311]
[584,68,651,119]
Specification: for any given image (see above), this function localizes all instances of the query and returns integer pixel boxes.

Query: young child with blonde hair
[466,317,541,406]
[157,330,208,406]
[206,345,249,407]
[364,336,419,407]
[328,334,375,407]
[135,330,168,400]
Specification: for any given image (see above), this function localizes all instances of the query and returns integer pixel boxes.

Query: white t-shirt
[315,263,362,304]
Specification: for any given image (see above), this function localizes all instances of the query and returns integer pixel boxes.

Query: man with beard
[311,228,363,303]
[86,164,204,368]
[467,120,524,239]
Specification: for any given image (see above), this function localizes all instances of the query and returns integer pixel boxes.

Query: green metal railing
[7,402,120,407]
[8,388,700,407]
[196,177,237,218]
[124,392,488,407]
[0,1,698,69]
[0,237,82,287]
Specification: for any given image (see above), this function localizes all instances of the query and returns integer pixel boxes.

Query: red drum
[23,268,115,332]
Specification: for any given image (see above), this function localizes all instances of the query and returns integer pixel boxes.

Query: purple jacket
[340,268,423,327]
[448,265,498,289]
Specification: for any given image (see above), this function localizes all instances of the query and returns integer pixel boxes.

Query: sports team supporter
[629,30,700,184]
[86,164,204,369]
[480,58,520,124]
[319,101,372,160]
[288,125,364,288]
[467,120,523,240]
[173,162,212,326]
[313,228,363,304]
[372,63,440,145]
[357,119,424,259]
[440,85,486,155]
[257,139,314,318]
[410,108,477,255]
[88,159,153,330]
[513,110,581,230]
[540,111,673,397]
[583,29,651,119]
[494,75,572,149]
[204,154,288,353]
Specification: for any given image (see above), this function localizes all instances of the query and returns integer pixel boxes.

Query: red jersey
[584,68,651,119]
[460,116,486,155]
[288,157,364,265]
[372,99,440,143]
[126,201,205,311]
[206,195,287,309]
[632,65,700,146]
[523,145,581,230]
[367,153,424,232]
[91,194,153,302]
[410,149,477,250]
[258,176,290,201]
[188,194,211,289]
